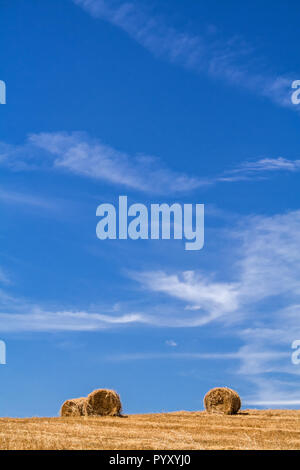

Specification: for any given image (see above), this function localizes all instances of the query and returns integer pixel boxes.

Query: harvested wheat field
[0,410,300,450]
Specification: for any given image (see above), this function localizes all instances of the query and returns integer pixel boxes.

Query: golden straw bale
[60,397,89,417]
[204,387,241,415]
[86,389,122,416]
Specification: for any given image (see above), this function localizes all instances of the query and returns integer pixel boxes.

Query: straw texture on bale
[60,397,91,417]
[204,387,241,415]
[86,389,122,416]
[60,389,122,417]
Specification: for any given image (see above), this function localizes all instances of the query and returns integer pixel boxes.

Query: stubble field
[0,409,299,450]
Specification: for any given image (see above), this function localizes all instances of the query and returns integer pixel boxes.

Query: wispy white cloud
[73,0,295,109]
[235,211,300,302]
[126,210,300,405]
[106,352,239,361]
[230,211,300,404]
[1,132,205,194]
[0,269,10,285]
[2,209,300,334]
[1,201,300,410]
[246,401,300,406]
[0,187,56,209]
[165,339,178,347]
[132,269,240,326]
[242,376,300,408]
[219,157,300,182]
[105,350,288,362]
[0,271,149,331]
[1,133,299,193]
[31,132,206,194]
[0,140,52,171]
[0,309,147,332]
[1,208,300,407]
[114,210,300,341]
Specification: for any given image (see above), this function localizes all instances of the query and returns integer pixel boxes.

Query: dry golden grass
[0,410,300,450]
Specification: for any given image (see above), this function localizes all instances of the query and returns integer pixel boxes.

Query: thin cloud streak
[106,352,242,361]
[1,208,300,340]
[0,310,148,332]
[219,157,300,182]
[1,132,206,195]
[132,269,240,325]
[105,350,289,362]
[1,133,299,193]
[30,132,205,194]
[0,188,55,209]
[74,0,295,109]
[245,400,300,406]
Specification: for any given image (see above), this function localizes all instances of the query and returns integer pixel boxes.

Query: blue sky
[1,0,300,417]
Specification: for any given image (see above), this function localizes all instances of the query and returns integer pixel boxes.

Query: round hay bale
[60,397,88,417]
[204,387,241,415]
[86,389,122,416]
